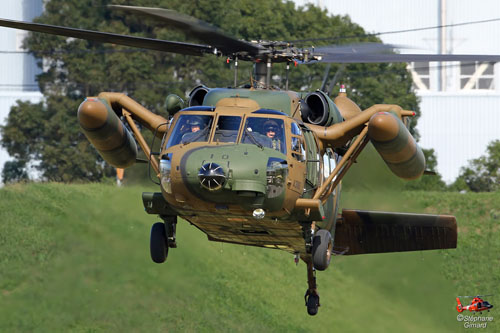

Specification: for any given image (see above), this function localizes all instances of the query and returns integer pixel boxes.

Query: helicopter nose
[198,162,226,191]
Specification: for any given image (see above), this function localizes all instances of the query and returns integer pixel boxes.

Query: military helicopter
[456,295,494,313]
[3,4,500,316]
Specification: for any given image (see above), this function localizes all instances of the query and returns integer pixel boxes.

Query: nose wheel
[306,292,320,316]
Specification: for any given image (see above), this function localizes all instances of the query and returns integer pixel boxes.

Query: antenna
[266,59,272,88]
[285,61,290,90]
[320,63,331,92]
[234,56,238,87]
[328,64,346,95]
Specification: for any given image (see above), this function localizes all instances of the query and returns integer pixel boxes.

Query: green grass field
[0,183,498,332]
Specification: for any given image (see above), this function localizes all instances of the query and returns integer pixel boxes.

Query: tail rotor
[456,297,464,312]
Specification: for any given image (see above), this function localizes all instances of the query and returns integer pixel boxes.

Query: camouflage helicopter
[3,5,500,316]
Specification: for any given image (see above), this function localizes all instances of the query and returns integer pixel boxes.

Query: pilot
[263,120,282,151]
[182,116,206,143]
[189,117,204,133]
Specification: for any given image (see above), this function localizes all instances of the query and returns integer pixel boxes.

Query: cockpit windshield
[165,114,287,154]
[241,117,286,154]
[166,114,213,148]
[213,116,241,143]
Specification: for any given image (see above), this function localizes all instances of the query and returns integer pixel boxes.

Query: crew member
[182,116,206,143]
[189,117,203,133]
[263,120,282,151]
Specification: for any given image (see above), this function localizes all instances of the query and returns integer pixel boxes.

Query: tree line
[1,0,496,192]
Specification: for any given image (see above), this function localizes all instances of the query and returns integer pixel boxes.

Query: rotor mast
[252,60,273,89]
[253,62,267,88]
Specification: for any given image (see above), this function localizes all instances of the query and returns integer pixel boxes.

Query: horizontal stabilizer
[334,209,457,255]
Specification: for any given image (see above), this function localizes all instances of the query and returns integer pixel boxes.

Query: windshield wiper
[244,128,264,150]
[182,127,209,145]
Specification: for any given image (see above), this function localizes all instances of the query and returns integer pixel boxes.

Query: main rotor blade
[316,52,500,63]
[0,18,212,56]
[109,5,263,55]
[315,43,404,55]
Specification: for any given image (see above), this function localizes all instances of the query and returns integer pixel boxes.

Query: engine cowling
[188,85,210,106]
[301,91,343,126]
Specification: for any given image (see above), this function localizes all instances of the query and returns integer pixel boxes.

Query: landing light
[160,158,172,194]
[252,208,265,219]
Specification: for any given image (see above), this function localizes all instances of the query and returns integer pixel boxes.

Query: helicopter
[456,295,494,313]
[3,4,500,316]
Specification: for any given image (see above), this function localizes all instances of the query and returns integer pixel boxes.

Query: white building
[296,0,500,183]
[0,0,43,183]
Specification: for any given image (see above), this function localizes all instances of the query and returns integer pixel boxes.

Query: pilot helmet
[263,119,280,133]
[189,116,205,127]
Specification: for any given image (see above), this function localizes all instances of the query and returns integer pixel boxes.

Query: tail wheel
[306,293,320,316]
[150,222,168,263]
[312,229,332,271]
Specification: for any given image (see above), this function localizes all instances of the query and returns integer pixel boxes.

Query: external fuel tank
[78,98,137,168]
[368,112,425,180]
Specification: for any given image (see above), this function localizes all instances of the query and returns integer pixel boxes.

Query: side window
[291,122,302,136]
[322,150,331,181]
[290,121,305,162]
[214,116,241,143]
[329,149,337,170]
[322,148,338,192]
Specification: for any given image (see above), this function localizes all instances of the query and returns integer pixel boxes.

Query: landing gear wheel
[312,229,332,271]
[305,261,320,316]
[306,292,320,316]
[150,222,168,263]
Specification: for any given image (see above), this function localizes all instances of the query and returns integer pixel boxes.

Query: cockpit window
[213,116,241,143]
[166,114,213,148]
[241,117,286,154]
[291,121,305,162]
